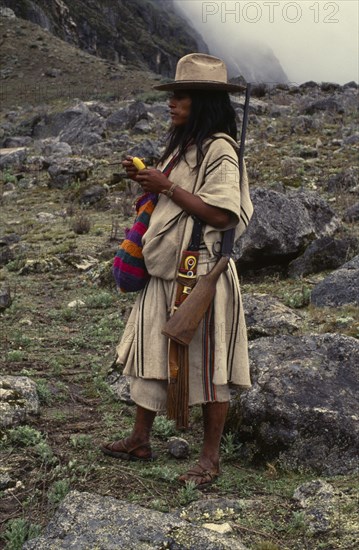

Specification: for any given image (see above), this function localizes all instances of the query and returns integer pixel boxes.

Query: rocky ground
[1,11,359,550]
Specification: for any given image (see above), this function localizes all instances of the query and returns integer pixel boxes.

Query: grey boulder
[325,167,358,194]
[48,157,93,188]
[242,293,302,339]
[0,286,12,310]
[0,376,39,428]
[293,480,340,535]
[235,333,359,475]
[23,490,248,549]
[343,202,359,222]
[235,188,340,267]
[288,236,358,278]
[304,97,344,115]
[0,147,27,168]
[311,255,359,307]
[33,102,106,146]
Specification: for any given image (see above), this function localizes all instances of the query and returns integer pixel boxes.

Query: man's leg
[101,405,156,459]
[200,401,229,470]
[179,401,229,484]
[101,377,168,459]
[130,405,157,446]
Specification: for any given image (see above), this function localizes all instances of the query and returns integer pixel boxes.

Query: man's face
[168,91,192,127]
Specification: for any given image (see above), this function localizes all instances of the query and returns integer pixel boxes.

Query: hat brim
[153,80,245,92]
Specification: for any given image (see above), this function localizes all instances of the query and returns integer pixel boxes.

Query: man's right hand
[122,156,143,181]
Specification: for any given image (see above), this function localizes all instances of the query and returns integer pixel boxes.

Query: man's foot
[178,462,219,489]
[100,438,155,461]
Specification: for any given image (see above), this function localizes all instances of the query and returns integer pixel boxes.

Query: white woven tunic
[117,133,253,404]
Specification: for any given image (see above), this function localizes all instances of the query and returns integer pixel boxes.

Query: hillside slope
[0,14,163,110]
[1,0,208,76]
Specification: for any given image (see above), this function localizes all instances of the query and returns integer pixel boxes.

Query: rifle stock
[161,256,229,346]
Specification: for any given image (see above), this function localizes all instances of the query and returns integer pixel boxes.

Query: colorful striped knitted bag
[113,155,177,293]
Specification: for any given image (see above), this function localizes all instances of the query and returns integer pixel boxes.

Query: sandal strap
[107,438,151,455]
[184,465,218,482]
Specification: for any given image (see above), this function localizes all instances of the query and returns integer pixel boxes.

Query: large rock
[127,138,163,161]
[242,293,302,339]
[3,136,32,147]
[290,115,322,134]
[33,104,87,139]
[293,480,342,535]
[37,138,72,159]
[0,236,15,266]
[0,286,12,310]
[0,6,16,18]
[18,257,63,275]
[47,157,93,188]
[311,255,359,307]
[107,373,133,404]
[292,478,357,543]
[106,107,129,130]
[127,101,149,129]
[0,233,23,267]
[343,202,359,222]
[80,184,107,205]
[288,236,358,278]
[325,167,358,195]
[303,97,344,115]
[33,102,106,146]
[235,334,358,475]
[0,376,39,428]
[235,188,340,268]
[0,146,27,168]
[106,100,149,131]
[24,490,248,550]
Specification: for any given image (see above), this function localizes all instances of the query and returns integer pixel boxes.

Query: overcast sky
[174,0,359,84]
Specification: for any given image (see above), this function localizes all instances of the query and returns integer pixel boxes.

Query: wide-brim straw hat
[154,53,245,92]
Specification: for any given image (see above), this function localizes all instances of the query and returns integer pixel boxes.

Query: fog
[173,0,359,84]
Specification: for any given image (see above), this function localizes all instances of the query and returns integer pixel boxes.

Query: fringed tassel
[167,341,189,430]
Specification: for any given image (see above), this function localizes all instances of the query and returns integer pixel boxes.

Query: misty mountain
[1,0,208,77]
[173,1,288,84]
[200,38,289,85]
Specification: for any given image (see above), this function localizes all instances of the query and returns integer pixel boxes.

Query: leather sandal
[100,438,155,461]
[178,463,219,489]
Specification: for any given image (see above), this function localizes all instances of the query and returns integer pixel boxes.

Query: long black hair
[159,89,237,169]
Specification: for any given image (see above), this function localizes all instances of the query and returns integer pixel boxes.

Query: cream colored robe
[117,133,253,402]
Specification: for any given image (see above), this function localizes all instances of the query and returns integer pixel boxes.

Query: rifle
[162,83,252,346]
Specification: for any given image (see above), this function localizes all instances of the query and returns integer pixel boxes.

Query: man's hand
[122,156,142,182]
[136,168,171,194]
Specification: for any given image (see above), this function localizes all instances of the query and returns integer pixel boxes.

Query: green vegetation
[178,481,200,505]
[7,426,43,447]
[35,380,53,405]
[2,518,41,550]
[2,169,17,185]
[282,285,311,309]
[6,350,26,362]
[85,291,115,309]
[221,431,242,462]
[152,415,177,439]
[47,479,71,506]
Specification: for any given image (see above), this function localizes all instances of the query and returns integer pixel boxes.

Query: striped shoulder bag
[113,154,178,293]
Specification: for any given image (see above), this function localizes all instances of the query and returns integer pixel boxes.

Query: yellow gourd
[132,157,146,170]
